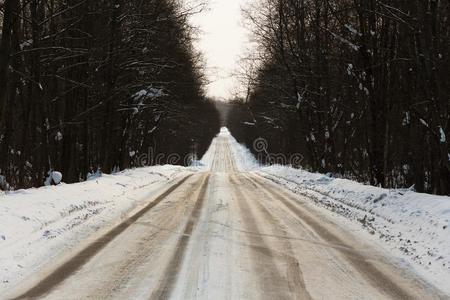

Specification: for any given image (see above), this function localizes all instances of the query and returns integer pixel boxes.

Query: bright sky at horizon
[190,0,250,100]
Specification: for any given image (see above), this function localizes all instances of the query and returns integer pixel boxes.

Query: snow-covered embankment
[224,127,450,294]
[0,165,194,292]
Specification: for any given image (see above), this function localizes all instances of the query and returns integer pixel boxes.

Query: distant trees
[236,0,450,195]
[0,0,219,189]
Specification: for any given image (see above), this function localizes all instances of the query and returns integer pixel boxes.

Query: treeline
[233,0,450,195]
[0,0,219,189]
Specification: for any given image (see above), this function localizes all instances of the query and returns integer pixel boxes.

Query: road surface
[8,134,444,299]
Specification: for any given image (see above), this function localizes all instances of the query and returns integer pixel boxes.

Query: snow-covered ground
[1,127,449,296]
[257,166,450,292]
[0,165,195,292]
[224,128,450,294]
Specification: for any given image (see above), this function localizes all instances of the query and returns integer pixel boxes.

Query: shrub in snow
[44,171,63,186]
[0,175,10,191]
[190,160,205,167]
[87,168,102,181]
[111,166,120,174]
[51,172,63,185]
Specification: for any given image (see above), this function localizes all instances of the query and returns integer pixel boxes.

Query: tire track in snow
[229,174,304,300]
[150,173,210,300]
[247,174,419,300]
[238,173,312,299]
[12,174,193,300]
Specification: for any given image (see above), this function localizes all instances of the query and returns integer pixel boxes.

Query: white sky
[190,0,250,100]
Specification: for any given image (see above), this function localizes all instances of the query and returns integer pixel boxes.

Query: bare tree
[235,0,450,195]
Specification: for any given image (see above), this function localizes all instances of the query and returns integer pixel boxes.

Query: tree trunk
[0,0,18,133]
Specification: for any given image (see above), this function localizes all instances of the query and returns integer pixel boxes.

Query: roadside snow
[201,127,259,171]
[222,128,450,294]
[256,165,450,293]
[0,165,194,292]
[222,128,259,171]
[200,130,218,168]
[2,127,449,295]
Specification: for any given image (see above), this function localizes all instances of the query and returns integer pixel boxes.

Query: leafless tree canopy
[0,0,219,189]
[230,0,450,195]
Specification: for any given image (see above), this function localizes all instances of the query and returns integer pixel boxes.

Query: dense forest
[1,0,449,196]
[229,0,450,195]
[0,0,220,189]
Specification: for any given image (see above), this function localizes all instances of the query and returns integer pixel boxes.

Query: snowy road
[7,133,445,299]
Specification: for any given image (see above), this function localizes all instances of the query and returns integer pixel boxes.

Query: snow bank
[0,165,193,292]
[219,127,450,292]
[256,165,450,293]
[226,130,260,171]
[44,171,63,186]
[200,130,218,168]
